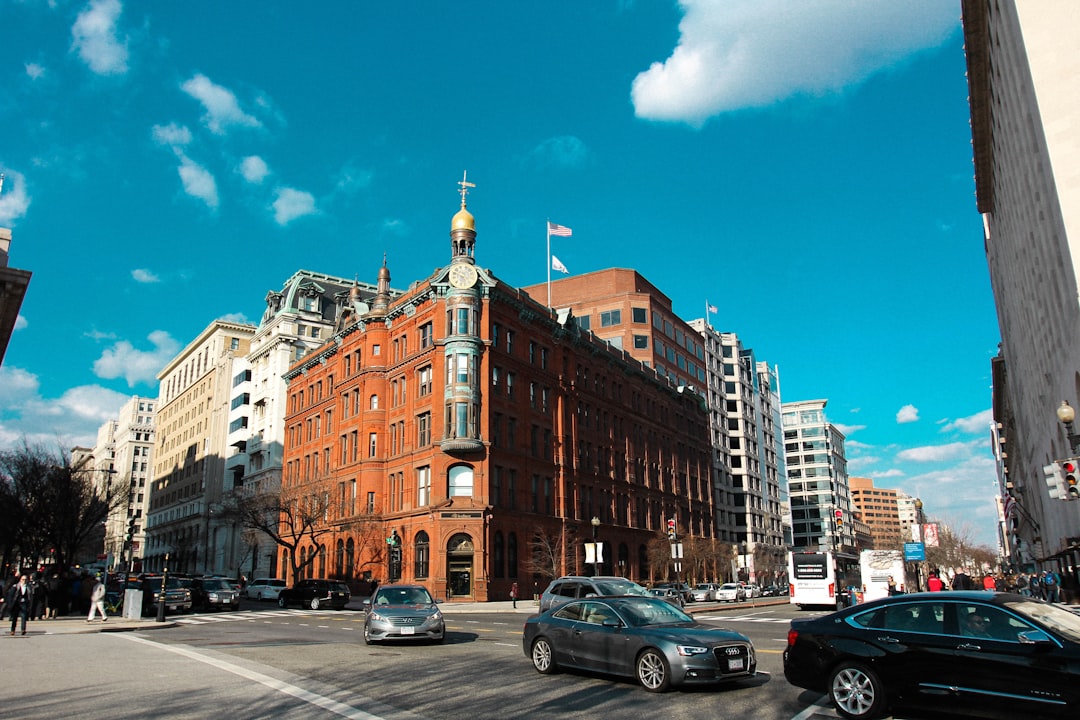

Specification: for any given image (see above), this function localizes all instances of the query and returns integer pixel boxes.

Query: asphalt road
[0,603,871,720]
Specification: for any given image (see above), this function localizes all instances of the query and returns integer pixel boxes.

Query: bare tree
[522,523,578,582]
[925,518,997,574]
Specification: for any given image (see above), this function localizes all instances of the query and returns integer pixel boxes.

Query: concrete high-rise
[963,0,1080,573]
[849,476,903,550]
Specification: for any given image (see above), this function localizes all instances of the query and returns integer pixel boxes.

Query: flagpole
[547,220,552,307]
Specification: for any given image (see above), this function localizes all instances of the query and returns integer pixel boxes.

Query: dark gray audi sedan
[523,595,756,692]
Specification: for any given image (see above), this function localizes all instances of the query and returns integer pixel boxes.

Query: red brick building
[281,189,713,601]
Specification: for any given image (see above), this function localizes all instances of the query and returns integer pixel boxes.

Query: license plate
[400,626,415,635]
[727,658,744,671]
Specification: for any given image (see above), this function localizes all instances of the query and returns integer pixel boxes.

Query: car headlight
[369,610,386,622]
[431,610,442,621]
[677,645,709,656]
[209,593,220,601]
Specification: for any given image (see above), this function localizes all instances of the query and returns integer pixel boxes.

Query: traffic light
[386,530,401,546]
[1065,459,1080,499]
[835,509,843,528]
[125,516,136,543]
[1045,462,1066,500]
[666,518,676,541]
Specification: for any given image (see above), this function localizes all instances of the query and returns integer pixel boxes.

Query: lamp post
[591,517,601,577]
[1058,401,1080,452]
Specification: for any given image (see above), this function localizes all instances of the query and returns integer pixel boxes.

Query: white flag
[551,255,569,274]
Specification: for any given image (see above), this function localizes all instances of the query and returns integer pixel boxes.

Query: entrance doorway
[447,533,474,598]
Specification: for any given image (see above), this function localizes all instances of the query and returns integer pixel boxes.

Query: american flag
[1002,493,1016,522]
[547,221,572,237]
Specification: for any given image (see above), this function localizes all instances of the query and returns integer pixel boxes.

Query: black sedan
[523,595,756,692]
[784,590,1080,719]
[276,578,351,610]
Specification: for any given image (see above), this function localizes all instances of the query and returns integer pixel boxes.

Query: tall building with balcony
[783,399,853,553]
[227,270,387,580]
[849,476,903,550]
[281,188,715,600]
[963,0,1080,572]
[146,320,255,574]
[97,395,158,570]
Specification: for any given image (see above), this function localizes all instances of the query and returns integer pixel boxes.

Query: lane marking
[120,634,397,720]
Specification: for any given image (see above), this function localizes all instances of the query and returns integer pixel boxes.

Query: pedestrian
[951,568,974,591]
[1016,573,1029,596]
[87,575,107,622]
[31,575,48,620]
[1043,569,1060,603]
[982,572,996,591]
[45,573,62,619]
[927,571,944,592]
[510,581,519,609]
[887,576,897,596]
[5,574,33,636]
[1030,573,1043,600]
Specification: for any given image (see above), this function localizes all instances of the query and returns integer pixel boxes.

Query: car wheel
[829,661,886,720]
[636,648,671,692]
[363,623,376,645]
[278,596,288,608]
[530,637,558,674]
[309,598,321,610]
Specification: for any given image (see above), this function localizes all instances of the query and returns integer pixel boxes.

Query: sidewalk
[3,615,179,636]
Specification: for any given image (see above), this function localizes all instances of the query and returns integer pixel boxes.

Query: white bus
[788,551,860,609]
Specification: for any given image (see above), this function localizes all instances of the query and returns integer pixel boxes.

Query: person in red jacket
[982,573,996,590]
[927,571,944,592]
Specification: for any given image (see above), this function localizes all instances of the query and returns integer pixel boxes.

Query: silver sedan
[362,584,445,645]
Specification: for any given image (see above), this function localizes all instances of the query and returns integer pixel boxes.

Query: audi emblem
[725,647,741,656]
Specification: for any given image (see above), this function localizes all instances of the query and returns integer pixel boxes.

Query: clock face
[449,264,478,289]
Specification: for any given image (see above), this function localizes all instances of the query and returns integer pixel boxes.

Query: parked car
[190,576,240,611]
[743,583,762,598]
[277,578,351,610]
[653,581,694,603]
[523,595,757,692]
[648,587,684,607]
[362,584,444,644]
[245,578,287,601]
[784,591,1080,719]
[539,576,650,612]
[715,582,745,602]
[761,584,782,597]
[691,583,719,602]
[130,575,192,615]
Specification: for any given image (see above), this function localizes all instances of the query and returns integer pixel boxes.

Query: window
[448,465,474,497]
[418,365,433,396]
[456,307,471,335]
[414,531,430,578]
[506,329,514,354]
[420,322,433,349]
[230,338,240,350]
[369,433,377,457]
[228,417,248,433]
[230,393,250,409]
[632,307,647,323]
[232,370,251,387]
[633,334,649,349]
[418,412,431,446]
[600,310,621,327]
[417,466,431,506]
[370,394,379,409]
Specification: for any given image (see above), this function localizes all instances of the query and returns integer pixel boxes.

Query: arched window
[370,394,379,409]
[493,531,505,578]
[346,538,355,580]
[335,539,344,577]
[508,532,518,579]
[414,531,430,578]
[318,544,327,578]
[449,464,474,497]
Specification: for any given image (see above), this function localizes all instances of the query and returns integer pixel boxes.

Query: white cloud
[382,218,409,236]
[631,0,957,125]
[833,423,865,436]
[151,123,192,148]
[70,0,129,76]
[25,63,45,80]
[527,135,590,169]
[14,315,27,331]
[334,163,373,194]
[131,268,160,283]
[896,441,978,463]
[239,155,269,184]
[0,367,130,452]
[92,330,180,387]
[217,312,250,324]
[177,154,219,209]
[181,73,261,135]
[897,404,919,423]
[942,408,994,435]
[892,455,1001,547]
[873,468,906,479]
[272,187,317,225]
[0,168,32,224]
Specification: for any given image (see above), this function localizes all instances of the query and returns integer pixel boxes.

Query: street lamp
[591,517,601,577]
[1057,401,1080,452]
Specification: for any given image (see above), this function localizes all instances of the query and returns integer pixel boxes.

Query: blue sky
[0,1,1002,546]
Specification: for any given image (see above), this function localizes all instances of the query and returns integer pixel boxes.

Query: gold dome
[451,206,475,231]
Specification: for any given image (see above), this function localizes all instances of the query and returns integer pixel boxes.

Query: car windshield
[592,579,649,596]
[614,597,694,627]
[1003,597,1080,642]
[720,583,739,590]
[374,587,433,605]
[695,584,711,590]
[203,579,234,591]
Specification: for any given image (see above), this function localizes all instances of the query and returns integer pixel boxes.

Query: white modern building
[782,399,853,553]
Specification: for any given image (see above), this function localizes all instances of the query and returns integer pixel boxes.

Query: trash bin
[123,589,144,619]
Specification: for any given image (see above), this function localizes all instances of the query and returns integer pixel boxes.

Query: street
[0,601,911,720]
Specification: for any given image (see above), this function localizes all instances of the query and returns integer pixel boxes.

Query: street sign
[903,542,925,561]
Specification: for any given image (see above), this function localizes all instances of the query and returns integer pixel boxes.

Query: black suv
[130,575,192,615]
[190,577,240,612]
[277,578,351,610]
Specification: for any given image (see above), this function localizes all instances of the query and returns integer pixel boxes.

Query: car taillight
[787,629,799,647]
[788,583,794,596]
[828,582,835,598]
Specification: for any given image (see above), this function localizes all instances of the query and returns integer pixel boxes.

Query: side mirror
[361,599,371,610]
[1017,630,1054,647]
[602,617,622,628]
